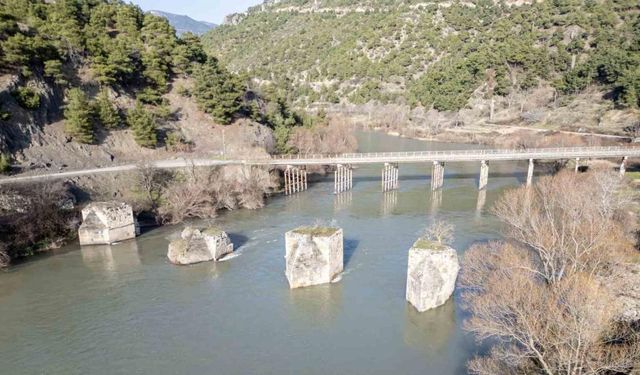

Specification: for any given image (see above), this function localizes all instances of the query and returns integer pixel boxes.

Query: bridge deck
[1,146,639,184]
[259,146,640,165]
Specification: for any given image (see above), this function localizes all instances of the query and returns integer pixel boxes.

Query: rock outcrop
[406,239,460,312]
[167,227,233,265]
[78,202,136,245]
[285,226,343,289]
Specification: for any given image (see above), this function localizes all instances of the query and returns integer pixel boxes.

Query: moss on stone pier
[292,226,340,237]
[413,238,448,251]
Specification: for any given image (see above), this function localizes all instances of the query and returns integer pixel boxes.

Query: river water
[0,132,531,375]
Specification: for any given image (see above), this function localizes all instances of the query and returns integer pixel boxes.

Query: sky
[129,0,263,24]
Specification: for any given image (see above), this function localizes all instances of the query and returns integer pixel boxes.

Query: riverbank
[368,122,632,149]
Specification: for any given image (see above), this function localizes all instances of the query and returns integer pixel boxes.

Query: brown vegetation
[157,165,276,224]
[460,170,640,374]
[0,182,79,266]
[287,119,358,155]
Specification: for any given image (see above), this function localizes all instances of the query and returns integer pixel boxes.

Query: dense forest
[0,0,310,156]
[204,0,640,112]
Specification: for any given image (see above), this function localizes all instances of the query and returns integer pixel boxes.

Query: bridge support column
[621,156,628,176]
[382,163,399,192]
[431,161,445,190]
[285,166,307,195]
[335,164,353,194]
[527,159,535,187]
[478,161,489,190]
[575,158,580,173]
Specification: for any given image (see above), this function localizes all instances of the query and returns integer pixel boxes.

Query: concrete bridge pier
[621,156,628,176]
[431,161,445,190]
[575,158,580,173]
[335,164,353,194]
[527,159,535,186]
[382,163,399,192]
[478,161,489,190]
[284,166,308,195]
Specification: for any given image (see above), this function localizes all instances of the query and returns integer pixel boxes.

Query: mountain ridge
[150,10,217,36]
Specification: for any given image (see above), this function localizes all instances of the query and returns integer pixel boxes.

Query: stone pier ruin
[167,227,234,265]
[334,164,353,194]
[382,163,399,192]
[285,226,344,289]
[78,202,137,246]
[406,238,460,312]
[284,166,308,195]
[431,161,445,190]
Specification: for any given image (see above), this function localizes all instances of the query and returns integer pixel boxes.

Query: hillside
[0,0,326,174]
[203,0,640,136]
[150,10,216,36]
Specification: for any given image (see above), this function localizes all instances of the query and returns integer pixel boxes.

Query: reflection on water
[476,189,487,219]
[381,190,398,216]
[430,190,443,214]
[334,190,352,211]
[0,131,532,375]
[81,241,141,276]
[287,283,343,326]
[404,299,457,358]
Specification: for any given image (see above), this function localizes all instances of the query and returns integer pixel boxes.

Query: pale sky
[129,0,263,24]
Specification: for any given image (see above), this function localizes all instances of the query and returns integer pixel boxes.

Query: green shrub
[0,103,11,121]
[11,87,41,110]
[165,131,193,152]
[0,153,12,174]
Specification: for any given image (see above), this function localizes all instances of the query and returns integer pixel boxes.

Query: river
[0,132,531,374]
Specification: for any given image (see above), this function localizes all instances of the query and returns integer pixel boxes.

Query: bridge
[1,146,638,194]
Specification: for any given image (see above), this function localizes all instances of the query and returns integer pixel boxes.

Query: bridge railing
[262,145,640,162]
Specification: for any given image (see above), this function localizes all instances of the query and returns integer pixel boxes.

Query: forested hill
[0,0,312,160]
[203,0,640,112]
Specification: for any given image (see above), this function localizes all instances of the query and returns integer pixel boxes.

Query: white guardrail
[254,146,640,165]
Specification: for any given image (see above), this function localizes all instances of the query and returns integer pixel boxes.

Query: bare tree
[492,170,631,284]
[158,166,218,224]
[288,119,358,155]
[462,242,640,375]
[460,170,640,374]
[133,164,170,212]
[423,220,455,245]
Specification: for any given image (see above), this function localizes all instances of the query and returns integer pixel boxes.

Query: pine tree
[96,89,120,129]
[192,57,246,124]
[64,88,94,144]
[127,102,157,148]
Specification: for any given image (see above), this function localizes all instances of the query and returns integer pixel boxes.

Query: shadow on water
[228,233,249,250]
[344,238,359,267]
